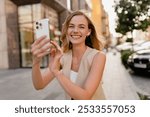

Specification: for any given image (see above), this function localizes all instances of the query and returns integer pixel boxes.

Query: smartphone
[34,18,50,51]
[34,18,50,40]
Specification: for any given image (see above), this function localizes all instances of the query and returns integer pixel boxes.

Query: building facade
[91,0,111,48]
[0,0,90,69]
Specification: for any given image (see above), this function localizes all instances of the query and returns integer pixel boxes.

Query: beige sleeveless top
[61,47,105,100]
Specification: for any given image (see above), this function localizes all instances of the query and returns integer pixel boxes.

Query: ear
[87,29,91,36]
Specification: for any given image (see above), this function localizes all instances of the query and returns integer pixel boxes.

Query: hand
[49,41,63,76]
[31,35,51,65]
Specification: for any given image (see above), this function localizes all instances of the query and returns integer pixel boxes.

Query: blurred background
[0,0,150,100]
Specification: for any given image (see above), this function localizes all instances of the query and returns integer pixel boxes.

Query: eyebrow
[69,23,86,26]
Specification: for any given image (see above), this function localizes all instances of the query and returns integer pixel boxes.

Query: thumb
[50,48,56,57]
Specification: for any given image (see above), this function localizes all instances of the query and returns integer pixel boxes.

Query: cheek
[83,31,89,37]
[67,29,71,35]
[82,29,90,34]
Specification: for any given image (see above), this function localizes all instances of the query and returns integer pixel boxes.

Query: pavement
[0,50,139,100]
[102,51,139,100]
[0,68,65,100]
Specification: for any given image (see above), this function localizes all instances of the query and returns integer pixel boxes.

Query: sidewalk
[0,69,65,100]
[102,50,139,100]
[0,51,139,100]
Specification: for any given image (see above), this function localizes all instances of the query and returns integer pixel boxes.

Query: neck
[72,45,87,58]
[71,44,88,72]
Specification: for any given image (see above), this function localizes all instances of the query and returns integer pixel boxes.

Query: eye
[79,26,85,29]
[79,24,86,29]
[68,25,74,28]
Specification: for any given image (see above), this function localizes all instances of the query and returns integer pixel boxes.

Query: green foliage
[114,0,150,35]
[137,92,150,100]
[120,49,133,68]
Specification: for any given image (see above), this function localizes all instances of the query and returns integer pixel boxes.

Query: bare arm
[31,36,55,90]
[32,62,54,90]
[53,52,106,100]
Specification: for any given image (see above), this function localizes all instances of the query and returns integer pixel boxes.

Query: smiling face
[61,11,102,52]
[66,15,91,46]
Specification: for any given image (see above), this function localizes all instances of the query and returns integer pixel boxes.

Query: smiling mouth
[71,35,81,39]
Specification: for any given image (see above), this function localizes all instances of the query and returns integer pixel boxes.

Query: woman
[31,11,106,100]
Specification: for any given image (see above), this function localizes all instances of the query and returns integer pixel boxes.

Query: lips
[71,35,81,39]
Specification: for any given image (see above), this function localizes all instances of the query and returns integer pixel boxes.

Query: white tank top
[70,70,78,83]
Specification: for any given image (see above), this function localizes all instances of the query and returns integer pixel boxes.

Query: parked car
[116,42,132,52]
[127,49,150,72]
[133,41,150,51]
[116,40,148,52]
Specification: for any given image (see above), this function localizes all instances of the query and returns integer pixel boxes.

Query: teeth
[71,35,81,38]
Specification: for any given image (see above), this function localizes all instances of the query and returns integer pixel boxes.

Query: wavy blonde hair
[61,10,103,53]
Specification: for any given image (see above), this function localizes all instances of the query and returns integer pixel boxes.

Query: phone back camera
[39,23,42,26]
[36,22,39,25]
[36,26,39,29]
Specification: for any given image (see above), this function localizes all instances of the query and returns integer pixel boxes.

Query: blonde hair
[61,10,103,53]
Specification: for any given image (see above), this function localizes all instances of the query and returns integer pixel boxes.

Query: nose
[73,27,79,32]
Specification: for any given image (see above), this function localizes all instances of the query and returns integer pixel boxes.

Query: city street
[0,49,150,100]
[0,69,65,100]
[129,71,150,95]
[103,50,150,100]
[1,0,150,101]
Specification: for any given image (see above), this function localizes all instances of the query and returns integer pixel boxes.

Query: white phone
[34,18,50,40]
[34,18,50,51]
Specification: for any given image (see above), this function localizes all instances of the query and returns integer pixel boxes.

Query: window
[18,4,48,67]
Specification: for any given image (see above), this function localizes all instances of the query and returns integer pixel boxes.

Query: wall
[5,0,20,68]
[0,0,9,69]
[91,0,102,37]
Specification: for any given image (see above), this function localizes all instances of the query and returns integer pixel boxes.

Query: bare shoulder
[90,51,106,75]
[94,51,106,61]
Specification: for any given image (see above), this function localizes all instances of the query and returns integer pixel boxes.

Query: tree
[114,0,150,42]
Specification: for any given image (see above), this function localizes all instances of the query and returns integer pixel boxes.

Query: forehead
[69,15,88,25]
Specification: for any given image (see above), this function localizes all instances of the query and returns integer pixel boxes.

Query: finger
[50,41,59,49]
[31,36,46,51]
[32,45,50,58]
[50,51,55,57]
[50,41,62,52]
[37,51,51,58]
[50,48,56,53]
[32,39,50,52]
[49,48,56,57]
[32,35,47,46]
[32,49,42,57]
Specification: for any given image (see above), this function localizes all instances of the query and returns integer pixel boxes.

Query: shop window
[18,4,48,67]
